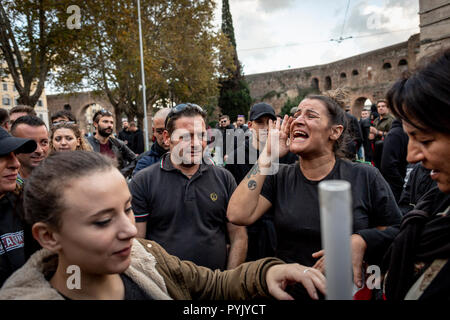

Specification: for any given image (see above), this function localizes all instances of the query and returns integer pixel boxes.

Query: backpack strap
[404,259,448,300]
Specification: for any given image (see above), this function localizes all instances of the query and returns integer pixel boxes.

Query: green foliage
[0,0,85,107]
[218,0,250,123]
[221,0,236,48]
[218,79,251,122]
[50,0,234,130]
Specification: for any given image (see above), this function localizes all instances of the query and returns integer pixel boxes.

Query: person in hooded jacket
[380,119,409,202]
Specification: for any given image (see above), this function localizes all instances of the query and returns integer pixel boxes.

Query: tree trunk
[114,104,122,133]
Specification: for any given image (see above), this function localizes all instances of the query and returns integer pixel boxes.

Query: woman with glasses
[50,123,92,152]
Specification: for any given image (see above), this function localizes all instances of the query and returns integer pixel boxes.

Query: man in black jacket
[359,106,373,162]
[129,122,145,155]
[217,115,235,163]
[87,110,136,178]
[380,119,409,202]
[118,120,134,148]
[344,107,363,161]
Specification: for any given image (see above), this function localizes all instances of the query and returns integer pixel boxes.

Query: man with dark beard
[87,109,136,178]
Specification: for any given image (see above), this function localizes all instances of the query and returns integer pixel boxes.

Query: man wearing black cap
[225,103,297,262]
[0,127,37,286]
[226,103,297,183]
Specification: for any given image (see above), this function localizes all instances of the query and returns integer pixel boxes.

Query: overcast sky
[214,0,420,75]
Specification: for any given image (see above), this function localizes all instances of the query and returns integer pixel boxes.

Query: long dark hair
[23,151,115,229]
[387,49,450,134]
[306,93,349,158]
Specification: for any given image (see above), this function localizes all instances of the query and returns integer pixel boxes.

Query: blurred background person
[8,106,36,126]
[50,110,76,126]
[0,108,10,131]
[129,121,144,155]
[132,108,170,176]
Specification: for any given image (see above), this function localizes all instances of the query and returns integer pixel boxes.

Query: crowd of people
[0,48,449,300]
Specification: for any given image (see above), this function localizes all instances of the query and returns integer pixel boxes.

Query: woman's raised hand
[260,115,292,168]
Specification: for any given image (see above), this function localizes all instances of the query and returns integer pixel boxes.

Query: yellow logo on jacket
[210,192,218,202]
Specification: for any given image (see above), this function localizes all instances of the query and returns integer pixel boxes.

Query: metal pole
[318,180,353,300]
[137,0,149,151]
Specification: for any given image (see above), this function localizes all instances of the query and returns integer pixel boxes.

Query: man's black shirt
[130,153,237,270]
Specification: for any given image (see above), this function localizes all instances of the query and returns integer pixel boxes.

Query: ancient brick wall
[418,0,450,60]
[47,92,115,132]
[244,35,420,118]
[244,0,450,118]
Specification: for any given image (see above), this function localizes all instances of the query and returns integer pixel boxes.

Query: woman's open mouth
[292,130,309,142]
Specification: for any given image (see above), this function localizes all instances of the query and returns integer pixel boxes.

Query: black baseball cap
[0,127,37,157]
[249,103,276,121]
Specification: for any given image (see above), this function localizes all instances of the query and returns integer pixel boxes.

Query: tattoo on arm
[246,163,260,180]
[248,180,257,190]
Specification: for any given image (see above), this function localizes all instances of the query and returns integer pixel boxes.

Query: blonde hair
[50,123,93,152]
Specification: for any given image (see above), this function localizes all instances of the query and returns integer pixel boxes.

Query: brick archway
[47,92,115,133]
[352,96,370,119]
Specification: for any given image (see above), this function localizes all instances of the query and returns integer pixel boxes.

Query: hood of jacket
[391,119,403,129]
[0,239,172,300]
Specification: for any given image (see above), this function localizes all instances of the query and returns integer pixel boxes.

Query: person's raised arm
[227,116,291,225]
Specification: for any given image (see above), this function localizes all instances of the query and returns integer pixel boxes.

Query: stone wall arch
[324,76,332,90]
[352,97,369,119]
[47,92,115,134]
[311,77,319,90]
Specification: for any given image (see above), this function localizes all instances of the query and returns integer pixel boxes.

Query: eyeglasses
[93,109,113,122]
[97,109,112,116]
[52,120,76,126]
[165,103,204,127]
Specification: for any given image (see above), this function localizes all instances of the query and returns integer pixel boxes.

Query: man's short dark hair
[166,105,206,135]
[51,110,76,123]
[0,109,9,126]
[92,109,113,123]
[219,115,230,121]
[376,99,387,106]
[9,105,36,117]
[11,115,47,135]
